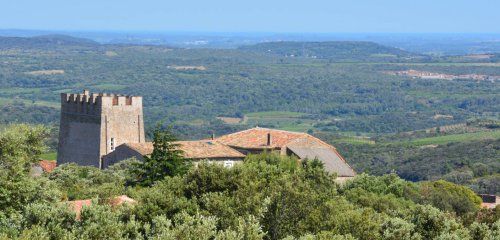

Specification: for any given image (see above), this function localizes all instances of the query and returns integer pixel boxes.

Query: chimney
[267,132,272,146]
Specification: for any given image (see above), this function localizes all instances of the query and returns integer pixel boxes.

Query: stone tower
[57,90,145,168]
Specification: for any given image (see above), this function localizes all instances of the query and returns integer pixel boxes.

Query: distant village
[385,69,500,82]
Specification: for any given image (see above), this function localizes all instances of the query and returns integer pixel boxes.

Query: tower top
[61,89,142,106]
[57,89,145,168]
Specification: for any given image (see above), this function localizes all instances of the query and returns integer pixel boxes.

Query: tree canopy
[0,125,499,239]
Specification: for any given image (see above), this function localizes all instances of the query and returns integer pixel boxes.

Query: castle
[57,90,145,168]
[58,90,355,178]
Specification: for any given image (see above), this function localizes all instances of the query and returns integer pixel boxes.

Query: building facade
[57,91,354,179]
[215,127,356,178]
[57,90,145,167]
[101,140,246,168]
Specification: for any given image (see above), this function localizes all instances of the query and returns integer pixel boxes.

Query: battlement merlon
[61,90,142,107]
[99,95,143,107]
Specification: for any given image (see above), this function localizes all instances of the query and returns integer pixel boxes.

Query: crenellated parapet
[61,90,142,114]
[58,89,145,168]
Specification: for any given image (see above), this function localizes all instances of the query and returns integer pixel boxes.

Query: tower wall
[57,90,145,168]
[99,95,145,167]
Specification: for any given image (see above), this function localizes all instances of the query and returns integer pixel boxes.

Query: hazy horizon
[3,29,500,35]
[1,0,499,33]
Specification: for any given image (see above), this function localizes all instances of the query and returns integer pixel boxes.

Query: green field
[275,123,314,132]
[90,83,128,91]
[405,130,500,146]
[0,36,498,139]
[245,111,306,118]
[243,111,315,132]
[0,97,59,108]
[39,152,57,160]
[333,137,376,145]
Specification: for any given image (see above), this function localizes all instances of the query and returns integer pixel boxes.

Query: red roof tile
[66,195,136,220]
[124,140,245,159]
[480,196,499,209]
[66,199,92,220]
[216,127,356,177]
[38,160,57,173]
[109,195,137,206]
[215,127,307,149]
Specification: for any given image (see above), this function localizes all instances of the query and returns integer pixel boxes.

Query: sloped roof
[480,195,499,209]
[124,140,245,159]
[215,127,307,149]
[216,127,355,177]
[176,140,245,159]
[123,142,154,155]
[109,195,137,206]
[66,199,92,220]
[66,195,136,220]
[38,160,57,173]
[287,145,356,177]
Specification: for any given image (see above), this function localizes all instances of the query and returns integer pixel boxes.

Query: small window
[223,161,234,168]
[110,138,115,151]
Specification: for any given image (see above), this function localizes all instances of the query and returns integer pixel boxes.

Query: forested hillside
[335,139,499,194]
[0,35,497,137]
[0,35,498,197]
[0,35,98,48]
[238,41,423,62]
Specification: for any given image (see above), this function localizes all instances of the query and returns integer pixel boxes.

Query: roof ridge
[175,139,217,143]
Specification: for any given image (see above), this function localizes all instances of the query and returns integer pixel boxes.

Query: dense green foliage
[0,36,497,201]
[0,35,498,239]
[239,41,424,62]
[133,126,191,186]
[1,125,500,239]
[0,35,98,49]
[0,35,498,138]
[0,125,60,215]
[0,103,58,124]
[334,138,500,194]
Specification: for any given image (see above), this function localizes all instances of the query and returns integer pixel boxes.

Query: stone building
[57,90,354,179]
[215,127,356,179]
[105,127,355,179]
[101,140,246,168]
[57,90,145,167]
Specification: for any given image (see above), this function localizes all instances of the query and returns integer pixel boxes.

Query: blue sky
[1,0,499,33]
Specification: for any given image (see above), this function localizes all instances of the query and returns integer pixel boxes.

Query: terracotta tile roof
[215,127,307,149]
[481,201,499,209]
[124,142,154,155]
[124,140,245,159]
[109,195,137,206]
[66,195,136,220]
[216,127,356,177]
[38,160,57,173]
[480,195,499,209]
[66,199,92,220]
[176,140,245,159]
[287,145,355,177]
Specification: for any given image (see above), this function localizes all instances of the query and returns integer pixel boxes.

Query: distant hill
[0,34,98,48]
[239,41,424,62]
[335,137,500,194]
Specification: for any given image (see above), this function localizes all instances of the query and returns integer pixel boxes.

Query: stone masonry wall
[57,90,145,168]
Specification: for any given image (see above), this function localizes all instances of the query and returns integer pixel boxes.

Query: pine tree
[136,126,190,186]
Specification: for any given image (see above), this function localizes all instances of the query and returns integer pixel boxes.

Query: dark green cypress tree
[136,126,190,186]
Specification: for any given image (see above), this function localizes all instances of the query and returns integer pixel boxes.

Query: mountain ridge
[239,41,426,61]
[0,34,99,48]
